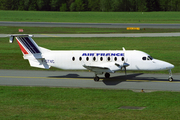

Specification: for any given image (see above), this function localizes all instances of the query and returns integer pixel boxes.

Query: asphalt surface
[0,70,180,91]
[1,21,180,28]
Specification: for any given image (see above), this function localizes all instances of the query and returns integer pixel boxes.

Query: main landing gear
[94,74,99,81]
[105,72,110,78]
[168,69,173,82]
[94,72,110,82]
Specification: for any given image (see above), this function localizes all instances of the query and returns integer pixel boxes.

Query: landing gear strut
[168,69,173,82]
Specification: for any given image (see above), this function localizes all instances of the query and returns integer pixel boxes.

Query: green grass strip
[1,11,180,23]
[0,86,180,119]
[1,26,180,34]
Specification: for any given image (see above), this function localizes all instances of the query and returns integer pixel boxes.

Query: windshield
[142,56,153,61]
[148,56,153,60]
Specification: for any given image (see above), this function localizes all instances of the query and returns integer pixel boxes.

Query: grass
[0,37,179,73]
[1,11,180,23]
[1,10,180,120]
[1,26,180,34]
[0,86,180,120]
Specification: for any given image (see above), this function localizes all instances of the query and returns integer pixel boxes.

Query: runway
[0,70,180,91]
[1,21,180,28]
[1,21,180,38]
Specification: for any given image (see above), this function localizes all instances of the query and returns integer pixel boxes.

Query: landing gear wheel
[168,77,173,82]
[94,76,99,82]
[105,73,110,78]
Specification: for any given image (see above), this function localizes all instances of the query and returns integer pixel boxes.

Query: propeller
[122,47,129,75]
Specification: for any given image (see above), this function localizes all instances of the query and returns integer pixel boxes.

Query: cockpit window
[148,56,153,60]
[142,57,146,60]
[142,56,153,61]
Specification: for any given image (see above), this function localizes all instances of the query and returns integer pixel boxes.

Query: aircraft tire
[168,77,173,82]
[94,76,99,81]
[105,73,110,78]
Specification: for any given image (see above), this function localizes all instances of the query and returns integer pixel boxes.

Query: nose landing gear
[168,69,173,82]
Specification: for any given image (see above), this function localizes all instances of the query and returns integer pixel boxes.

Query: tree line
[1,0,180,12]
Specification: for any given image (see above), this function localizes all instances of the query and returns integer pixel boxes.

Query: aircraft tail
[9,34,50,69]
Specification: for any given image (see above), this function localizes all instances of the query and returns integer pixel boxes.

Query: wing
[83,62,123,74]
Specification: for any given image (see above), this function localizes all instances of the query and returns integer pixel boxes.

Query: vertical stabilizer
[9,35,50,69]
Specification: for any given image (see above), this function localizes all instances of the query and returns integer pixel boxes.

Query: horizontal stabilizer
[28,58,50,69]
[9,34,33,43]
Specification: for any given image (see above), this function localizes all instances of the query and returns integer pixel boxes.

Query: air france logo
[82,53,124,56]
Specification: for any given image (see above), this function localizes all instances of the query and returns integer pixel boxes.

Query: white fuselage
[9,35,175,81]
[43,50,174,72]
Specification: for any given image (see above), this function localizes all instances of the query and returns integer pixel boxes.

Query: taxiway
[1,21,180,28]
[0,70,179,91]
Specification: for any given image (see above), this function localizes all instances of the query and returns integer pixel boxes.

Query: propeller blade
[122,47,129,75]
[123,62,129,67]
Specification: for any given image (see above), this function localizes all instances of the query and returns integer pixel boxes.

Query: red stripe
[16,39,28,54]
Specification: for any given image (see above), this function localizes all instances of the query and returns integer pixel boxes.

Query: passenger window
[93,57,96,61]
[107,57,111,61]
[121,57,124,61]
[86,57,89,61]
[79,57,82,61]
[72,57,75,61]
[100,57,103,61]
[114,57,117,61]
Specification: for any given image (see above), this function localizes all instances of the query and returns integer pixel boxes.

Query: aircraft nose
[163,62,174,70]
[154,59,174,70]
[168,63,174,69]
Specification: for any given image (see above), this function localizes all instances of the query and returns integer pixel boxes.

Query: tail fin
[9,35,50,69]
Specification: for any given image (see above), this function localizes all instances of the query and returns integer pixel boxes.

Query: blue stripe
[19,37,34,54]
[23,37,40,53]
[18,37,41,54]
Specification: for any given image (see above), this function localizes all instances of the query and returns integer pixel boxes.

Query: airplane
[8,34,174,82]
